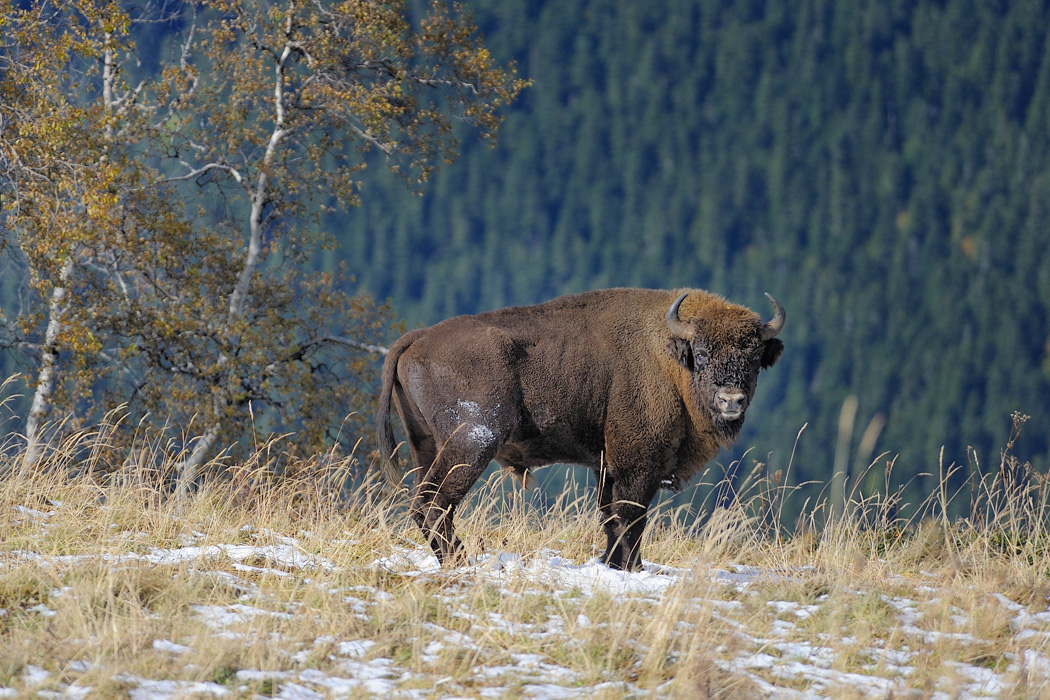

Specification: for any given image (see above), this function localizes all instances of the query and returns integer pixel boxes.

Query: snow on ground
[373,546,684,595]
[3,524,1050,698]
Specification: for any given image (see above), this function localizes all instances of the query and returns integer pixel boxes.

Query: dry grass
[0,409,1048,698]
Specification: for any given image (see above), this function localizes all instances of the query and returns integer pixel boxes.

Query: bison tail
[373,331,418,490]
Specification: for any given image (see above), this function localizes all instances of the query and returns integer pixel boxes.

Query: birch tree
[0,0,147,465]
[0,0,526,482]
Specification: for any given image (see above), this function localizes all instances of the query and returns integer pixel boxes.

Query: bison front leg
[596,466,624,569]
[598,471,660,572]
[612,498,651,572]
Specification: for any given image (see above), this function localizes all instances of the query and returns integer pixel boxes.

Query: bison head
[666,292,785,439]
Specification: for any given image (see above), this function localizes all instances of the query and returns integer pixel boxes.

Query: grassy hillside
[2,416,1050,698]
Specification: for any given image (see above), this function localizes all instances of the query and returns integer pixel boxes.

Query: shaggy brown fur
[376,287,784,570]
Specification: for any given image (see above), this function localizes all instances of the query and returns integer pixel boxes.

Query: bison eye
[694,346,710,369]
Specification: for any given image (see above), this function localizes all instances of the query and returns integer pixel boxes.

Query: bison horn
[762,293,786,340]
[666,293,694,340]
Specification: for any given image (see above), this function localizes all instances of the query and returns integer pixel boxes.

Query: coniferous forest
[336,0,1050,515]
[3,0,1050,518]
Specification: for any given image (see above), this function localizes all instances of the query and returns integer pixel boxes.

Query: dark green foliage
[333,0,1050,518]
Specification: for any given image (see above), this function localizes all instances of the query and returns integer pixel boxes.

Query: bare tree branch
[163,162,244,185]
[316,335,389,355]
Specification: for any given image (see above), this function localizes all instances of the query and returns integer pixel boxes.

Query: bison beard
[376,287,785,571]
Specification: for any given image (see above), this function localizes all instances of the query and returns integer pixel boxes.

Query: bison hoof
[600,550,644,572]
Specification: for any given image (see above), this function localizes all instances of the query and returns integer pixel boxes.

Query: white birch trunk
[174,421,221,502]
[23,258,74,468]
[172,31,292,497]
[24,40,120,469]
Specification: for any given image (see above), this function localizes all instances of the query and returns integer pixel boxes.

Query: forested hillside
[334,0,1050,514]
[2,0,1049,518]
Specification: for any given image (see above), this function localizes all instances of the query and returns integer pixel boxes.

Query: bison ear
[761,338,784,369]
[666,337,693,371]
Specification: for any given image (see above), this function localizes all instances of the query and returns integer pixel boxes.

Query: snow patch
[153,639,191,655]
[336,640,374,658]
[191,603,293,631]
[22,665,50,686]
[476,550,684,595]
[371,545,685,596]
[116,675,229,700]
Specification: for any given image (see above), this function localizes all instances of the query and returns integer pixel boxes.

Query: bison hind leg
[412,470,474,565]
[411,427,507,566]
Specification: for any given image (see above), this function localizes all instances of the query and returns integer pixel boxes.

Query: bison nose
[715,390,746,418]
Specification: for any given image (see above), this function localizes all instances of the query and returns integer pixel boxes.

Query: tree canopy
[0,0,525,483]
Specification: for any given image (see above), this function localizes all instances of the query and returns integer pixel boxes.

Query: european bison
[376,287,785,570]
